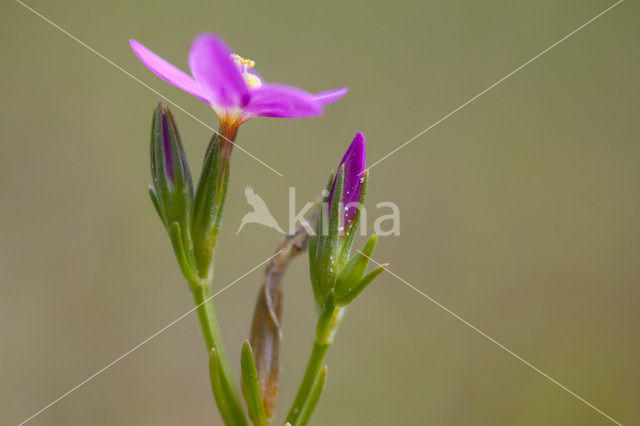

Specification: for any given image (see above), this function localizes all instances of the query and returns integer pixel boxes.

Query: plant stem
[189,121,246,424]
[193,282,248,426]
[286,305,343,425]
[286,341,330,423]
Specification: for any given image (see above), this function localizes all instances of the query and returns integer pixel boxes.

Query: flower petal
[328,132,367,224]
[245,84,323,118]
[129,39,208,103]
[341,132,366,208]
[313,87,348,105]
[188,34,249,108]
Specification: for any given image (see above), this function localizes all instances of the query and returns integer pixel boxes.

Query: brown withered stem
[249,206,318,421]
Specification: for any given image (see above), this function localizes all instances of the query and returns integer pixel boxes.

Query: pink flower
[130,33,347,127]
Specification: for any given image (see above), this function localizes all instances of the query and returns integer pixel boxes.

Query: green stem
[286,305,342,425]
[187,122,247,424]
[193,283,248,425]
[286,341,330,423]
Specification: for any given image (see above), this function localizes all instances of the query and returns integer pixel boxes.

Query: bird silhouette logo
[236,186,285,235]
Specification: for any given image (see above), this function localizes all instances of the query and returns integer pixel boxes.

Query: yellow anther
[231,53,255,69]
[242,73,262,89]
[231,53,261,88]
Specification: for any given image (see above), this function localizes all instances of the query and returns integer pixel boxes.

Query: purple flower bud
[149,103,194,232]
[328,132,367,226]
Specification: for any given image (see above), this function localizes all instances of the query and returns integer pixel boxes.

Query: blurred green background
[1,0,638,425]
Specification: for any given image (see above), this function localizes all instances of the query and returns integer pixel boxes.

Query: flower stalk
[148,103,247,425]
[191,129,247,426]
[285,297,342,425]
[286,132,385,425]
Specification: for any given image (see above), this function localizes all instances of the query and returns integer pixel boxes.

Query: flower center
[231,53,262,89]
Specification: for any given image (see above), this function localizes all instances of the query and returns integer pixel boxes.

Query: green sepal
[168,222,198,286]
[191,133,232,278]
[310,172,339,307]
[313,172,334,262]
[308,232,319,302]
[240,341,268,426]
[326,166,344,249]
[309,175,330,295]
[314,168,343,305]
[148,185,164,225]
[297,365,328,426]
[339,171,368,265]
[309,206,325,307]
[149,103,194,240]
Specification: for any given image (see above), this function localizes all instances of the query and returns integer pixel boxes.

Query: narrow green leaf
[241,341,268,426]
[297,365,328,426]
[360,263,387,286]
[336,262,387,307]
[210,349,248,426]
[335,234,378,304]
[360,233,378,258]
[334,253,367,302]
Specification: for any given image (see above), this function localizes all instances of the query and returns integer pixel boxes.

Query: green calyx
[191,132,232,279]
[149,103,198,285]
[148,103,233,286]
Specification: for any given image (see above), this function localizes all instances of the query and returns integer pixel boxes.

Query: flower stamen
[231,53,255,70]
[231,53,262,89]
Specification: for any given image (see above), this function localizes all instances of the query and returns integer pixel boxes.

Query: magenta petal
[245,84,323,118]
[129,39,208,103]
[328,132,367,225]
[341,132,366,207]
[188,34,249,108]
[313,87,348,105]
